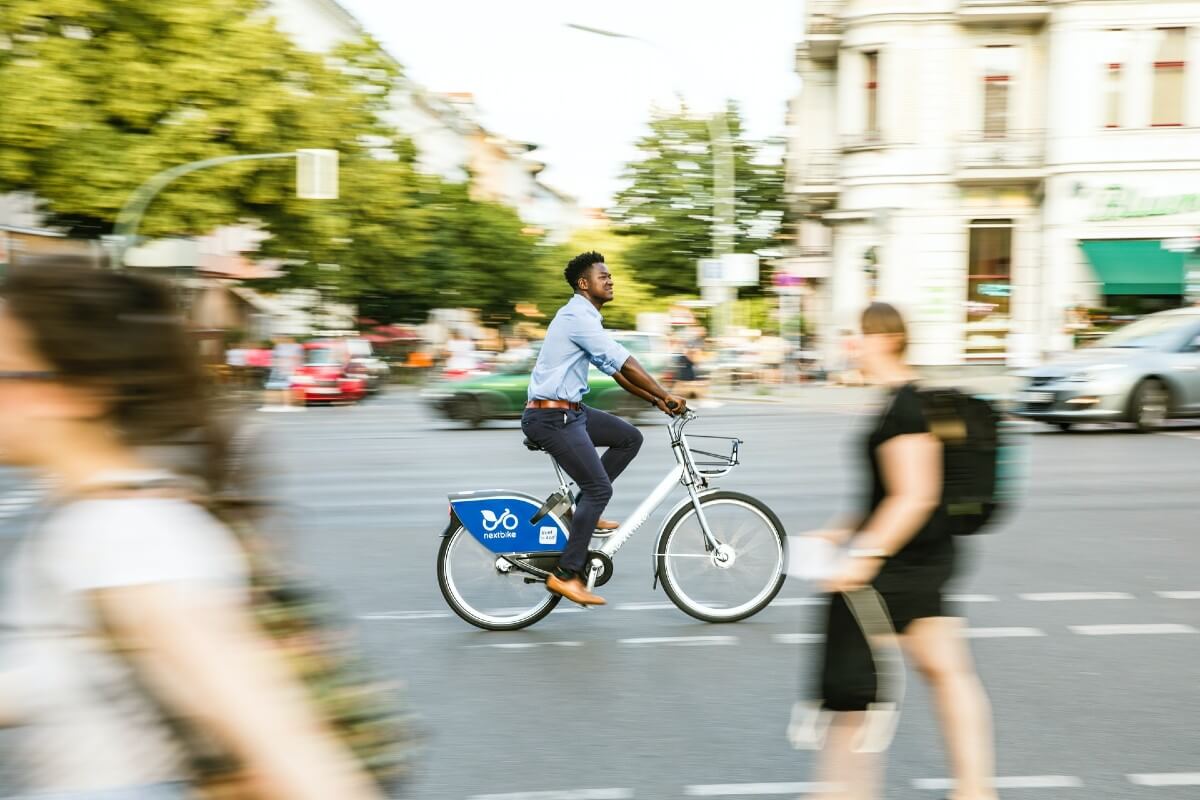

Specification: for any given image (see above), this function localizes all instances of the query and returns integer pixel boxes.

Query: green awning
[1080,239,1185,295]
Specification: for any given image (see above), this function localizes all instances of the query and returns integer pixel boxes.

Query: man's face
[580,263,615,304]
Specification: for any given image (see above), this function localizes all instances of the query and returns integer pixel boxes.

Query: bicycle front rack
[685,434,742,477]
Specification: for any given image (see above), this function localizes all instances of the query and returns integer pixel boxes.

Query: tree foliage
[0,0,565,324]
[609,103,786,296]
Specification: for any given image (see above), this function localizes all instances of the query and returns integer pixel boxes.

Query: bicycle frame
[540,411,732,588]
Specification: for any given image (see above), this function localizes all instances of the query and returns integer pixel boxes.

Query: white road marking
[1069,623,1198,636]
[1127,773,1200,787]
[947,593,998,603]
[914,775,1083,790]
[1156,590,1200,600]
[771,597,825,607]
[359,611,451,621]
[964,627,1047,639]
[1020,592,1135,602]
[619,635,738,647]
[465,641,583,650]
[684,782,831,796]
[470,790,633,800]
[773,633,824,644]
[615,601,678,611]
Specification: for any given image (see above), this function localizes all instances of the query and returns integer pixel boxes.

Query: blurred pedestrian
[799,302,997,800]
[0,262,385,799]
[261,335,303,412]
[444,331,478,378]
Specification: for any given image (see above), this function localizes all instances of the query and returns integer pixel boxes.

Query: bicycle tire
[656,491,787,623]
[437,525,561,631]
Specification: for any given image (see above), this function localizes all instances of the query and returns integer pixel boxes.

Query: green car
[422,332,669,427]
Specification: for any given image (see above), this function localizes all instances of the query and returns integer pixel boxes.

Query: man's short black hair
[564,251,605,290]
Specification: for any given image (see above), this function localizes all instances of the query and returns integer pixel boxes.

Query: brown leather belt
[526,399,581,411]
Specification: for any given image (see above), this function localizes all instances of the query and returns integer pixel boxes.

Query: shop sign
[1084,185,1200,222]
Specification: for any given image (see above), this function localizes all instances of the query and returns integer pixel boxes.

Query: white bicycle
[437,410,788,630]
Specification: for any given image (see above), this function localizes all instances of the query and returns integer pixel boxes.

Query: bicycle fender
[651,488,722,588]
[448,490,569,554]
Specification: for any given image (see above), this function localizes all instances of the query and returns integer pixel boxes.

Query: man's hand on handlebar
[657,394,688,416]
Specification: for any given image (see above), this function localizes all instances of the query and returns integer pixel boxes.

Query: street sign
[297,149,339,200]
[697,254,760,288]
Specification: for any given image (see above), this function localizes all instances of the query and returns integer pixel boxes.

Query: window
[982,46,1013,138]
[1151,28,1187,127]
[1104,63,1123,128]
[965,220,1013,360]
[865,51,879,136]
[1103,29,1126,129]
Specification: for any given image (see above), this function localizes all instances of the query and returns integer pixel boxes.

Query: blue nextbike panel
[449,491,568,554]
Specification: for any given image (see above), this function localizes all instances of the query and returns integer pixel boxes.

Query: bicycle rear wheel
[437,524,560,630]
[656,491,787,623]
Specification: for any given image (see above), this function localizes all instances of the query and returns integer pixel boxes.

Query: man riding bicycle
[522,251,687,606]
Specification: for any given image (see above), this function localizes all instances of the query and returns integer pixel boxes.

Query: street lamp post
[110,149,338,269]
[567,23,737,332]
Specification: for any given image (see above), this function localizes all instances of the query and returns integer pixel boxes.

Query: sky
[337,0,803,208]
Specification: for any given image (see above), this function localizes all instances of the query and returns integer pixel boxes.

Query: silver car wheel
[1133,379,1169,432]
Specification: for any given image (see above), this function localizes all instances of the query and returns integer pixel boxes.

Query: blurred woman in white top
[0,257,383,799]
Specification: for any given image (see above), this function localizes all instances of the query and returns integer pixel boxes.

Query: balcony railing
[790,151,839,196]
[840,131,887,152]
[807,1,843,37]
[957,130,1044,175]
[958,0,1050,24]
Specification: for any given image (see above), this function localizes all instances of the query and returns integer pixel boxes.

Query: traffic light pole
[110,151,299,268]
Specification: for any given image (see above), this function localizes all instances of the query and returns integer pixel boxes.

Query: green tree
[0,0,399,237]
[0,1,564,327]
[609,103,786,296]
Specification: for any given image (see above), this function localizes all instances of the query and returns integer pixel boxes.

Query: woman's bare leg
[810,712,882,800]
[902,617,998,800]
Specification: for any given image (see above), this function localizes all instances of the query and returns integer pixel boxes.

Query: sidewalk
[710,372,1021,409]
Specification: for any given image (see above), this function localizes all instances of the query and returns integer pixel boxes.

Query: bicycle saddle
[522,437,544,452]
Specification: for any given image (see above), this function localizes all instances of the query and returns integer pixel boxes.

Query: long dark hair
[2,257,231,491]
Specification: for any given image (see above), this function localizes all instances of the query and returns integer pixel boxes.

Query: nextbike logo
[481,508,518,539]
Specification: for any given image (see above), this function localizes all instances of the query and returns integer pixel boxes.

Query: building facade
[785,0,1200,366]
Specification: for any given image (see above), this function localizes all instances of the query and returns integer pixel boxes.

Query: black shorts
[816,557,956,712]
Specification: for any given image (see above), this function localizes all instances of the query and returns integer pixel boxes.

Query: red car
[290,341,368,405]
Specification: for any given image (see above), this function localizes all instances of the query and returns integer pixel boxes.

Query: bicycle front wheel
[437,525,560,631]
[657,491,787,623]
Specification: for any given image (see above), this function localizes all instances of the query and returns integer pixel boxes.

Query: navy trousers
[521,404,643,574]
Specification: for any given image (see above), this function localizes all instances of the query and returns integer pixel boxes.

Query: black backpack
[916,388,1022,535]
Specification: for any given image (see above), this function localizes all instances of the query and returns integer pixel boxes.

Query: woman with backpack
[802,302,997,800]
[0,260,386,799]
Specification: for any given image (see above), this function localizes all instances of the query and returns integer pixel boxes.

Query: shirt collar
[568,293,602,320]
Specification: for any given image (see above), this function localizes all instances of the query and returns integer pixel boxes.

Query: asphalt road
[1,389,1198,799]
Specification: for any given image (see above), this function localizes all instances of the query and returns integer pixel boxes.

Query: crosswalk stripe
[470,790,634,800]
[1127,773,1200,786]
[964,627,1046,638]
[914,775,1083,790]
[772,633,823,644]
[1069,623,1198,636]
[1020,592,1135,601]
[619,635,737,647]
[685,782,830,796]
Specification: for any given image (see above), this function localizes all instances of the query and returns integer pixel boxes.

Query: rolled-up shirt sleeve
[569,314,632,376]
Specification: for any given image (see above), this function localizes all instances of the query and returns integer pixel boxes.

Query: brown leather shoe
[545,574,606,605]
[593,519,620,537]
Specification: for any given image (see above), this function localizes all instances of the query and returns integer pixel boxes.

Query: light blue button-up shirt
[528,294,633,403]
